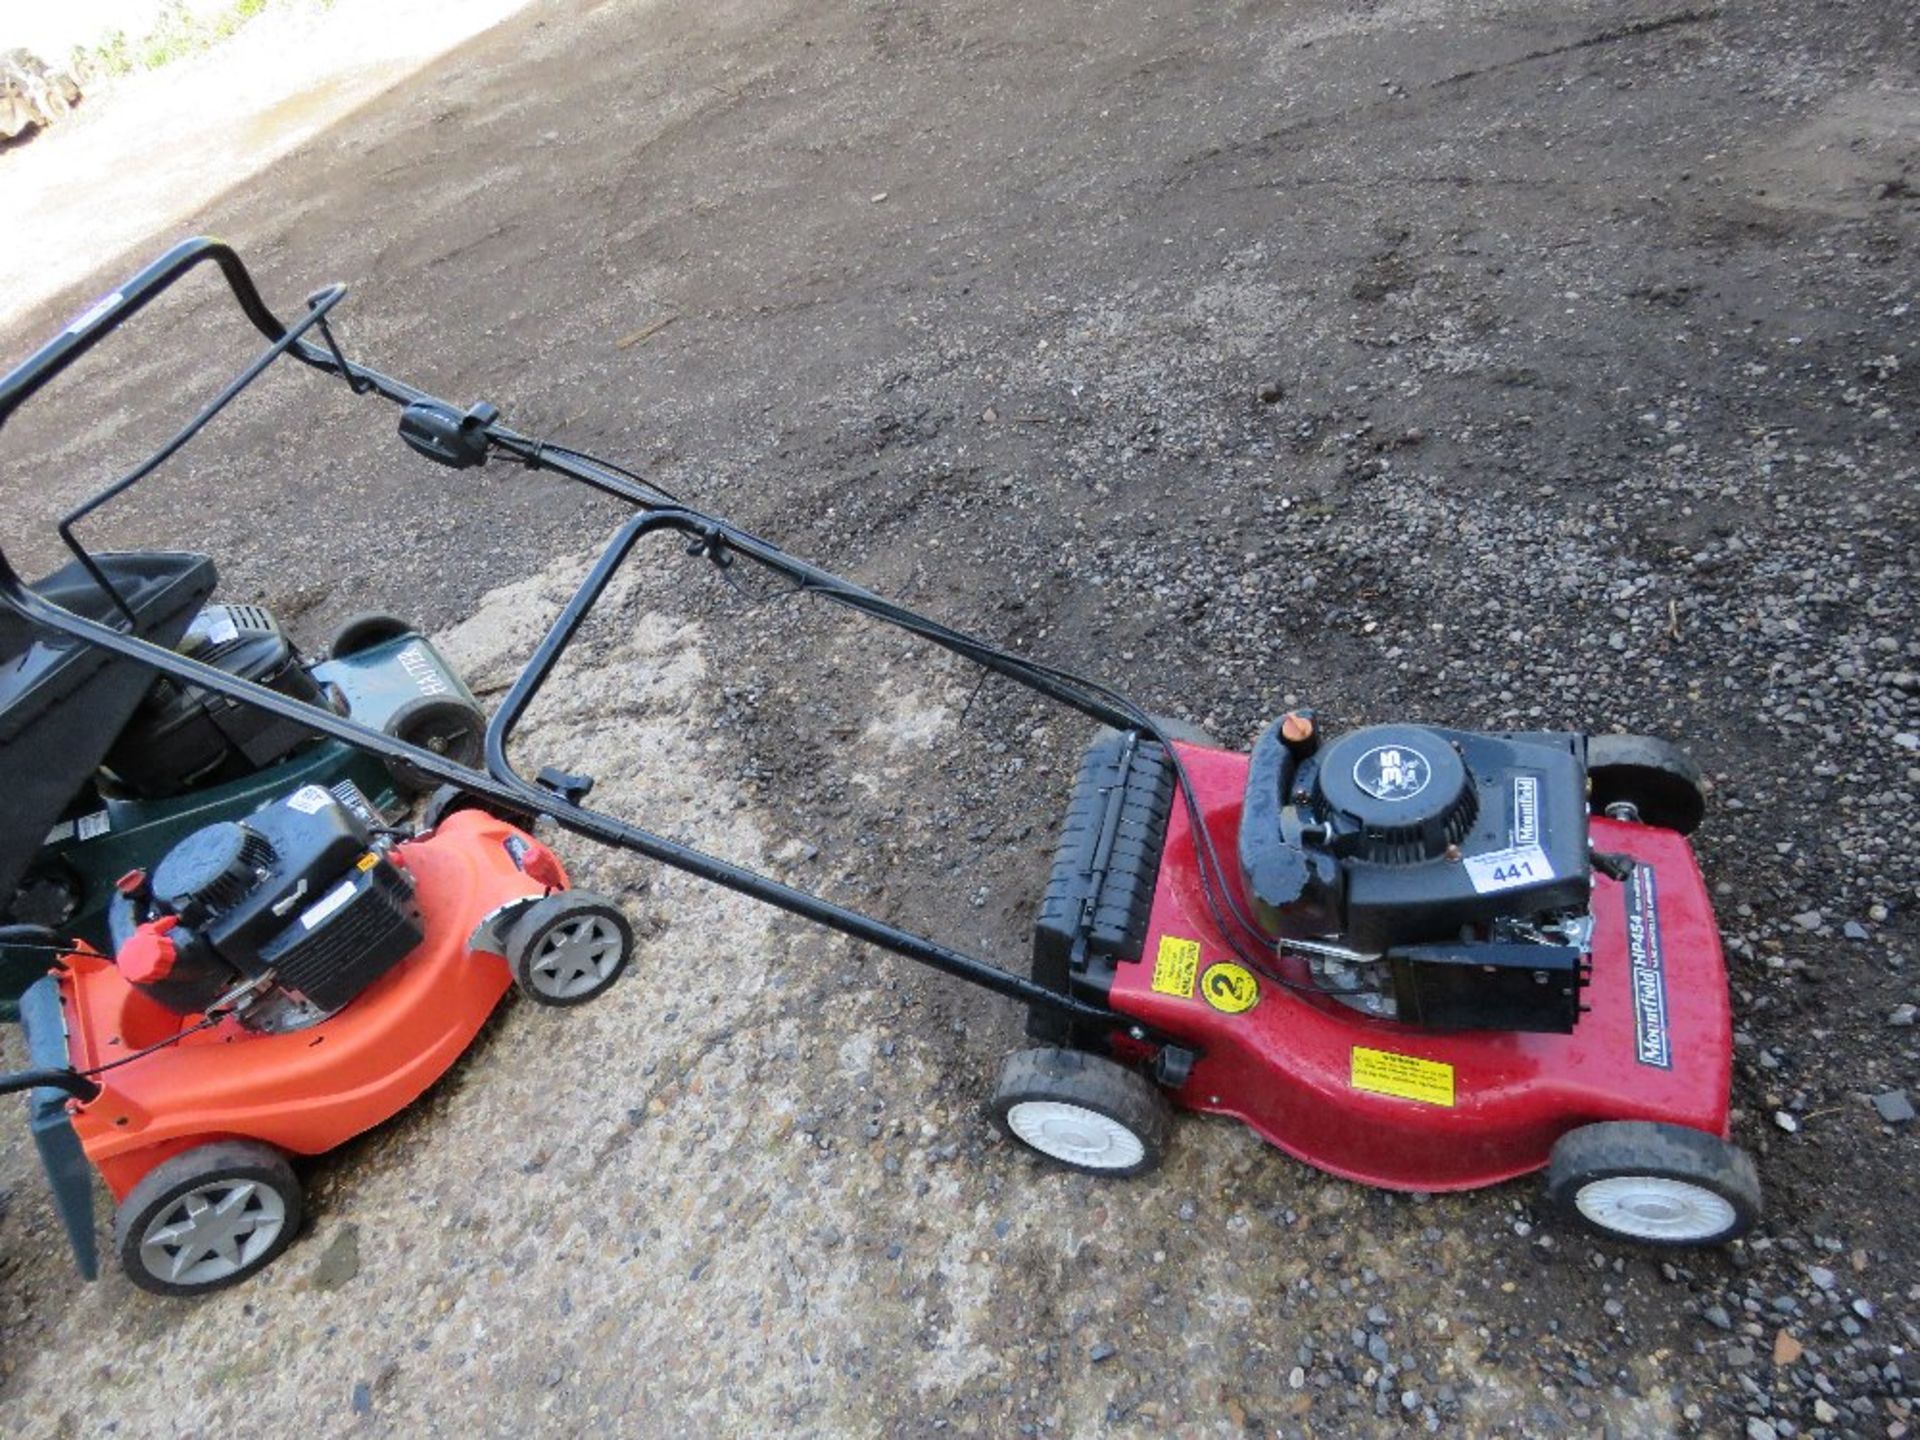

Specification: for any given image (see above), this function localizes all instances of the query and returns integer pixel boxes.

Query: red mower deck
[1110,742,1733,1192]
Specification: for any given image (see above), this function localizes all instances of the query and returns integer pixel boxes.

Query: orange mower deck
[50,810,558,1201]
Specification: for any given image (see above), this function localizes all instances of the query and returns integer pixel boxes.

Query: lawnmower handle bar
[0,239,300,426]
[0,1068,100,1102]
[0,239,1179,1046]
[0,237,673,516]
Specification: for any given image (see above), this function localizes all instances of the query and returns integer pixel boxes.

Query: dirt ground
[0,1,1915,1436]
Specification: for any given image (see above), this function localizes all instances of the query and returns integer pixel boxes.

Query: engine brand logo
[1512,775,1539,845]
[397,643,452,697]
[1624,865,1672,1069]
[1353,744,1431,802]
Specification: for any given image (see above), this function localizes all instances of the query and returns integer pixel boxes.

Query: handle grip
[0,236,295,432]
[0,1067,101,1101]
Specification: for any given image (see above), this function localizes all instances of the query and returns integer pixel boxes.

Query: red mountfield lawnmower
[0,241,1758,1300]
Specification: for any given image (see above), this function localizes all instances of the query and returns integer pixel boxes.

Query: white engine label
[286,785,333,815]
[299,878,359,931]
[1463,843,1554,894]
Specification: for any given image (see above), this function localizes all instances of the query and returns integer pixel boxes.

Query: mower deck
[26,810,556,1204]
[1107,743,1733,1192]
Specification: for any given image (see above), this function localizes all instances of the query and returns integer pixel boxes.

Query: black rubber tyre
[326,611,416,659]
[506,892,634,1006]
[988,1047,1173,1178]
[115,1140,303,1297]
[383,695,487,796]
[1545,1121,1761,1248]
[1587,734,1707,835]
[8,858,83,927]
[419,782,542,835]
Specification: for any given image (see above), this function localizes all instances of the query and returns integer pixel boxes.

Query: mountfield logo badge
[1512,775,1540,845]
[1624,866,1671,1069]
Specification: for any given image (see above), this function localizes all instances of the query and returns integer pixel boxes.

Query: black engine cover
[1240,721,1589,952]
[111,784,422,1028]
[103,603,328,799]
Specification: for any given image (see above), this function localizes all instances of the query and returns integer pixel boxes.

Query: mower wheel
[989,1047,1172,1177]
[420,782,542,835]
[507,892,634,1006]
[1545,1121,1760,1248]
[383,695,487,796]
[115,1140,302,1297]
[1587,734,1707,835]
[327,611,416,659]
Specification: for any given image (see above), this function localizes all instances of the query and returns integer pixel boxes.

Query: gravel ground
[0,0,1914,1436]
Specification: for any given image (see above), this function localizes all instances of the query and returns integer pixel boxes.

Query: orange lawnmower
[2,241,1756,1296]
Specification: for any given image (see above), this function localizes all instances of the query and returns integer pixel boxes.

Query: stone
[1872,1091,1915,1124]
[309,1223,362,1293]
[1773,1330,1803,1367]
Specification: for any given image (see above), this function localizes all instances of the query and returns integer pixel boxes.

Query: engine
[108,783,423,1032]
[103,602,337,799]
[1238,716,1594,1032]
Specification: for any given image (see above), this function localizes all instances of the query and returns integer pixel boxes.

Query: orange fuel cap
[118,916,181,985]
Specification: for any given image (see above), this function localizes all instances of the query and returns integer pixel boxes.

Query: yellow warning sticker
[1351,1046,1456,1107]
[1151,935,1201,998]
[1200,962,1260,1014]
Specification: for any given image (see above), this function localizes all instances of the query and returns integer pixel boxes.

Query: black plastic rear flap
[1029,729,1177,1042]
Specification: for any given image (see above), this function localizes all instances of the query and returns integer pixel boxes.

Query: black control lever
[536,767,596,804]
[398,400,499,469]
[1591,849,1636,882]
